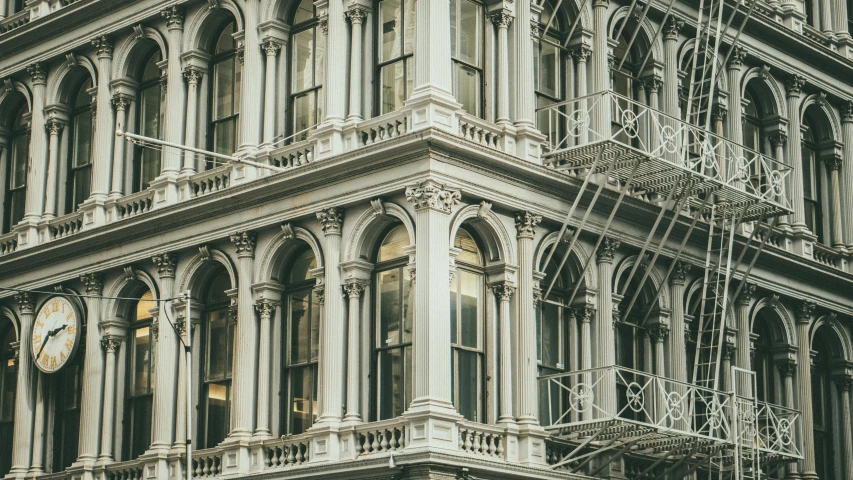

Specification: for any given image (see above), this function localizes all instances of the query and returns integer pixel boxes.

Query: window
[848,0,853,35]
[376,0,414,114]
[534,1,566,138]
[450,0,483,116]
[0,321,16,478]
[133,52,163,192]
[742,90,764,154]
[52,355,82,472]
[200,269,234,448]
[615,275,651,420]
[450,227,484,422]
[122,291,155,460]
[374,225,413,420]
[290,0,324,140]
[4,102,28,233]
[536,251,571,423]
[209,21,241,161]
[752,313,777,405]
[811,328,837,479]
[801,120,823,243]
[282,247,320,434]
[66,79,93,214]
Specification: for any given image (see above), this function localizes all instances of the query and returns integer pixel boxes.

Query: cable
[0,285,183,302]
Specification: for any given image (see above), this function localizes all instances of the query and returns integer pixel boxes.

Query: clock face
[31,296,81,374]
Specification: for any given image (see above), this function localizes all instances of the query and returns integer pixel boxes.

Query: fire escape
[535,0,801,478]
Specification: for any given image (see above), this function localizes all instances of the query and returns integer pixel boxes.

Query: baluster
[286,444,296,464]
[463,431,472,452]
[371,432,380,452]
[297,444,306,463]
[380,430,390,451]
[459,429,465,450]
[488,435,496,455]
[496,436,504,457]
[472,432,482,454]
[389,428,399,450]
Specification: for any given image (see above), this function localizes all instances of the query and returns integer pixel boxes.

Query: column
[514,211,542,424]
[820,0,833,36]
[726,46,747,145]
[576,305,594,422]
[404,181,459,410]
[261,39,282,143]
[150,253,178,450]
[322,0,346,124]
[345,5,368,122]
[411,0,452,99]
[795,300,817,479]
[775,359,798,479]
[9,293,34,477]
[650,327,668,378]
[172,300,195,453]
[823,154,844,248]
[254,299,278,435]
[836,375,853,478]
[77,274,105,462]
[110,95,131,197]
[343,281,365,423]
[182,67,204,175]
[668,261,690,383]
[836,0,850,38]
[595,238,619,414]
[770,132,789,221]
[735,284,756,393]
[161,7,185,172]
[841,102,853,250]
[572,47,591,144]
[28,373,46,475]
[23,63,47,224]
[591,0,609,133]
[786,75,807,230]
[91,36,114,199]
[491,9,513,125]
[316,209,345,422]
[229,231,258,437]
[43,118,65,218]
[661,16,683,118]
[98,338,121,460]
[492,283,515,423]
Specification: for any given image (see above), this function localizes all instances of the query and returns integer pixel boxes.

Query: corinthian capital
[596,237,621,264]
[735,283,756,306]
[230,231,257,258]
[842,101,853,123]
[795,300,816,324]
[491,283,515,301]
[91,35,114,58]
[490,9,513,28]
[669,260,691,286]
[346,5,369,24]
[183,66,205,85]
[14,292,34,314]
[727,45,747,70]
[80,272,103,294]
[786,75,806,97]
[27,63,47,85]
[46,118,65,135]
[161,6,184,29]
[663,15,684,40]
[152,252,178,279]
[405,180,461,213]
[343,281,366,299]
[255,299,279,318]
[514,211,542,239]
[316,207,345,235]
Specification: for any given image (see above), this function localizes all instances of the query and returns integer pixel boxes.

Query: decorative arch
[0,80,32,119]
[810,315,852,361]
[608,6,663,66]
[448,205,516,266]
[177,247,239,299]
[256,226,325,284]
[183,1,245,52]
[345,201,415,263]
[0,306,20,340]
[533,231,596,289]
[683,277,735,327]
[749,296,795,346]
[676,39,728,93]
[102,268,161,322]
[112,27,169,79]
[740,68,785,116]
[613,255,669,312]
[538,0,592,34]
[800,94,842,141]
[261,0,304,24]
[45,54,98,106]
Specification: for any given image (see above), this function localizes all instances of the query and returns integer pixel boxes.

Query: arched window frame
[66,79,94,214]
[375,0,414,115]
[132,51,164,193]
[199,269,234,449]
[752,312,779,405]
[0,318,17,478]
[811,327,841,479]
[122,291,155,460]
[289,1,324,141]
[450,0,485,117]
[207,20,241,162]
[3,101,29,233]
[801,115,825,243]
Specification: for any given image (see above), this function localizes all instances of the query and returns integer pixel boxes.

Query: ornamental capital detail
[776,359,797,377]
[769,131,787,148]
[795,300,816,324]
[14,292,34,314]
[317,207,345,235]
[571,45,592,62]
[152,252,178,279]
[255,299,279,318]
[262,38,283,56]
[575,304,596,323]
[669,260,691,285]
[46,118,65,135]
[736,283,757,306]
[786,75,806,97]
[842,101,853,123]
[27,62,47,84]
[491,283,515,300]
[648,325,670,343]
[596,237,621,263]
[663,15,684,40]
[230,231,257,258]
[346,5,369,24]
[81,272,103,294]
[101,338,121,353]
[727,45,747,70]
[313,286,325,305]
[514,211,542,238]
[161,6,184,29]
[405,180,461,213]
[490,8,514,28]
[91,35,114,58]
[343,281,366,299]
[642,76,663,94]
[183,66,205,85]
[111,94,132,111]
[823,154,842,171]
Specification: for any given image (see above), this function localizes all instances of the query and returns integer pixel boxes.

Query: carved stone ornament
[769,131,787,148]
[101,338,121,353]
[81,272,103,294]
[648,326,670,343]
[596,237,621,263]
[405,180,461,213]
[669,260,691,285]
[842,101,853,123]
[736,283,757,306]
[317,207,344,235]
[46,118,65,135]
[776,359,796,377]
[161,6,184,29]
[514,211,542,238]
[491,283,515,301]
[343,282,366,299]
[370,199,385,216]
[795,300,816,324]
[643,76,663,94]
[27,62,47,84]
[571,46,592,62]
[14,292,34,314]
[346,5,369,24]
[575,304,595,323]
[152,252,178,279]
[183,66,204,85]
[255,299,279,318]
[785,75,806,97]
[727,45,747,70]
[663,15,684,40]
[722,342,735,360]
[477,201,492,219]
[823,154,842,171]
[490,8,514,28]
[91,35,114,58]
[262,38,283,56]
[313,286,326,305]
[319,15,329,35]
[230,231,257,258]
[280,223,295,239]
[150,319,160,340]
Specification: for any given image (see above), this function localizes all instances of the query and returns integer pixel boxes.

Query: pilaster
[229,231,257,440]
[20,63,47,247]
[43,113,68,219]
[148,253,178,457]
[595,237,619,417]
[841,101,853,250]
[181,66,205,177]
[9,292,35,478]
[785,75,807,232]
[795,300,817,479]
[77,273,105,464]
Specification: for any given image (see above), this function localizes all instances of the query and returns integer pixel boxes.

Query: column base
[515,423,548,467]
[306,423,342,463]
[148,175,179,207]
[79,196,108,228]
[402,405,462,452]
[311,122,345,161]
[513,123,545,163]
[12,218,39,249]
[405,91,462,135]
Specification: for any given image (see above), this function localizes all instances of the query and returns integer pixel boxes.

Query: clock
[30,296,82,374]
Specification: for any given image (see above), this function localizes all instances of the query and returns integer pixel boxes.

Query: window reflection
[4,101,28,233]
[290,0,324,141]
[450,227,483,422]
[377,0,414,114]
[134,51,163,191]
[450,0,483,116]
[209,21,241,162]
[124,290,155,460]
[201,269,233,448]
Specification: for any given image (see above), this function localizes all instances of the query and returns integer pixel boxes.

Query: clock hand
[35,324,68,360]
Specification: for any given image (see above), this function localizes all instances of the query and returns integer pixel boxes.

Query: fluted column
[10,293,35,477]
[786,75,807,229]
[591,0,609,133]
[795,300,817,479]
[662,17,683,118]
[229,231,257,437]
[261,39,282,143]
[182,67,204,175]
[161,7,185,174]
[596,238,619,416]
[775,359,797,478]
[43,118,65,218]
[77,273,105,462]
[735,284,756,394]
[576,305,594,422]
[514,212,541,424]
[316,209,345,423]
[254,299,277,435]
[823,154,844,248]
[491,9,513,125]
[23,63,47,223]
[98,338,121,460]
[572,47,591,144]
[343,281,365,423]
[91,36,114,199]
[150,253,178,450]
[650,327,668,378]
[770,132,789,221]
[28,372,46,475]
[405,181,459,411]
[726,47,747,145]
[345,5,368,122]
[493,283,515,423]
[841,102,853,250]
[668,261,690,383]
[110,95,131,197]
[837,375,853,478]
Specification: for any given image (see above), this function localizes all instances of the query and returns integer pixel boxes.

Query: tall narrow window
[52,356,83,472]
[133,52,163,192]
[4,103,28,232]
[534,2,565,138]
[67,79,93,214]
[376,0,414,114]
[291,0,324,140]
[742,90,764,154]
[123,291,155,460]
[536,252,571,423]
[200,270,234,448]
[209,21,241,160]
[374,225,413,420]
[450,0,484,116]
[450,227,484,422]
[0,321,16,478]
[812,329,836,479]
[752,313,777,405]
[848,0,853,35]
[615,276,649,421]
[283,247,320,434]
[801,122,823,243]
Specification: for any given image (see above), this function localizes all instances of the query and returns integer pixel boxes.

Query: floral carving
[405,180,461,213]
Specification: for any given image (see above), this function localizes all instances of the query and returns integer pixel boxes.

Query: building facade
[0,0,852,478]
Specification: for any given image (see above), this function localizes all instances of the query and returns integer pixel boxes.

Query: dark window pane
[132,327,152,395]
[310,292,320,363]
[378,349,404,419]
[205,383,228,448]
[379,269,402,346]
[380,61,411,115]
[10,135,28,189]
[456,350,479,421]
[207,310,228,380]
[289,366,313,434]
[459,271,479,348]
[72,167,91,210]
[378,225,408,262]
[450,275,457,345]
[402,267,413,343]
[292,92,318,136]
[542,303,560,367]
[290,292,310,365]
[213,119,236,156]
[130,394,152,458]
[73,112,92,168]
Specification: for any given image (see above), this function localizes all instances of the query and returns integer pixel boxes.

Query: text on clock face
[31,296,79,374]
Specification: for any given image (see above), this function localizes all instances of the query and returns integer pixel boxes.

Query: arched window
[811,326,839,479]
[536,250,573,423]
[450,0,484,116]
[52,351,83,472]
[66,79,93,214]
[133,52,163,192]
[200,269,234,448]
[742,89,765,155]
[801,106,832,244]
[374,225,413,420]
[282,246,320,434]
[376,0,414,114]
[752,312,778,405]
[290,0,324,140]
[209,21,241,160]
[122,291,155,460]
[534,1,567,138]
[3,101,29,233]
[0,319,16,478]
[450,227,484,421]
